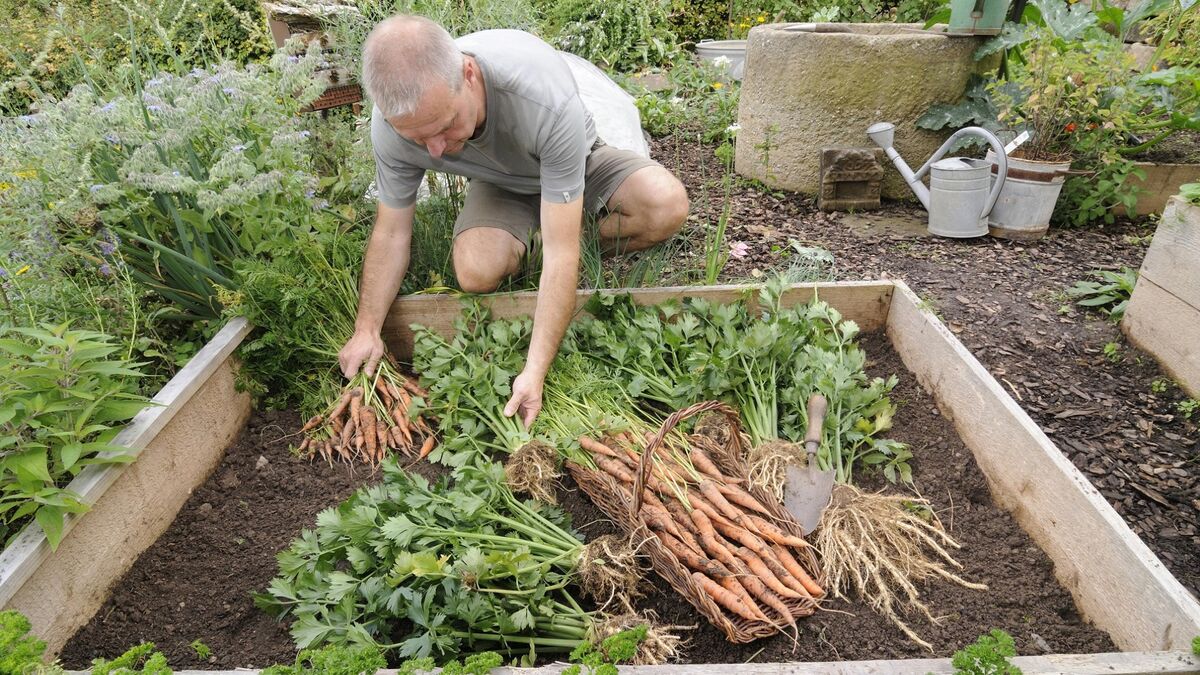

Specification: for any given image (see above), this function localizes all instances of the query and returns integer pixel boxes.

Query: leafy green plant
[1193,634,1199,655]
[1065,268,1137,321]
[563,624,649,675]
[1177,398,1199,420]
[1103,341,1122,363]
[951,628,1022,674]
[1152,377,1173,394]
[0,610,50,674]
[262,644,387,675]
[90,643,172,675]
[189,639,211,661]
[0,47,329,321]
[542,0,680,70]
[0,324,149,549]
[256,461,655,661]
[1181,182,1200,204]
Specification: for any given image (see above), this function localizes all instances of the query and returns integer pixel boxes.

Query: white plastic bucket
[985,151,1071,241]
[695,40,748,80]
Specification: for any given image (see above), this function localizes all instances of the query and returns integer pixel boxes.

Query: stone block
[735,23,997,201]
[818,147,885,211]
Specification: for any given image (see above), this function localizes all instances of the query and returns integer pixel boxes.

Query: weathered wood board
[1123,196,1200,398]
[383,281,894,360]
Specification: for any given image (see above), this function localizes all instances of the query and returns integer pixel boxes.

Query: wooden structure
[0,319,253,654]
[7,282,1200,671]
[1123,196,1200,398]
[261,0,364,113]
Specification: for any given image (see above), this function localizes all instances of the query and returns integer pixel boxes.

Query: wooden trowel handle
[804,394,828,449]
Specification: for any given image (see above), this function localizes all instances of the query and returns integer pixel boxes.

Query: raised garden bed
[36,283,1200,671]
[0,318,254,655]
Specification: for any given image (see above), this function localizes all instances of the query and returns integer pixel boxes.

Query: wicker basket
[567,401,823,643]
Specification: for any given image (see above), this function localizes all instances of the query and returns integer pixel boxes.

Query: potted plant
[982,21,1136,238]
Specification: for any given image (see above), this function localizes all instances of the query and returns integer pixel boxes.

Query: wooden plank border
[80,650,1200,674]
[885,280,1200,651]
[382,281,894,360]
[0,318,253,607]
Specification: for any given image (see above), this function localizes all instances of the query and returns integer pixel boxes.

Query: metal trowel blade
[782,456,836,536]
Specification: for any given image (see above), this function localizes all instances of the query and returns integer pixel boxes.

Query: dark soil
[59,339,1116,668]
[559,332,1116,662]
[653,131,1199,600]
[1132,129,1200,164]
[59,410,377,670]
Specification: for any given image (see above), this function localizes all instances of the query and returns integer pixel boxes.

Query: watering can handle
[915,126,1008,220]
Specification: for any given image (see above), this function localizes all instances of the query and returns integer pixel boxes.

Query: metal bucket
[695,40,747,80]
[928,157,992,238]
[985,151,1071,241]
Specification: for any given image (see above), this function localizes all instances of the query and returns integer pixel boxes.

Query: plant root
[578,534,643,610]
[746,439,805,503]
[590,610,688,665]
[503,440,561,504]
[815,483,988,651]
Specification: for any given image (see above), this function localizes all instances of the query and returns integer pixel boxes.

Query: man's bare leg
[598,166,689,255]
[453,226,525,293]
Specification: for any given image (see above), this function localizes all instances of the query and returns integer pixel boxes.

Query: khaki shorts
[452,141,661,248]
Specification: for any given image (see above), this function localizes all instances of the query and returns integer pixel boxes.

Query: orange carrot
[375,417,388,454]
[690,509,740,569]
[297,437,311,454]
[746,514,810,549]
[699,480,748,523]
[715,483,773,517]
[301,415,323,433]
[393,406,413,446]
[732,546,804,600]
[692,572,761,622]
[690,447,727,482]
[657,532,721,575]
[331,415,344,436]
[709,513,777,562]
[664,499,700,535]
[595,456,636,484]
[401,377,428,398]
[340,415,357,449]
[417,434,436,459]
[687,491,727,524]
[771,544,825,598]
[386,380,403,403]
[328,390,353,421]
[640,502,685,542]
[710,561,772,624]
[579,436,627,461]
[349,387,363,434]
[728,557,795,627]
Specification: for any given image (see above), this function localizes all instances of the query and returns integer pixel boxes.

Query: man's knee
[452,227,523,293]
[645,176,689,243]
[455,266,504,294]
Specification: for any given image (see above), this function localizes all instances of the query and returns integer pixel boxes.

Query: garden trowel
[782,393,834,535]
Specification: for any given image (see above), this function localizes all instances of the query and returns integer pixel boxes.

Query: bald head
[362,15,464,118]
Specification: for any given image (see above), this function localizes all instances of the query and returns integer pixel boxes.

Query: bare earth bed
[654,131,1199,599]
[59,334,1115,670]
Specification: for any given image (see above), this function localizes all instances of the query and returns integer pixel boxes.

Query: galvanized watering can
[867,122,1008,238]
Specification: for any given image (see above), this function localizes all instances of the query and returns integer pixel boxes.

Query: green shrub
[541,0,680,70]
[951,629,1022,675]
[0,324,149,549]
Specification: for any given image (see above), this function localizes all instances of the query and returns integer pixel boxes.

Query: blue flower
[101,102,117,113]
[172,170,181,177]
[191,67,206,77]
[223,87,235,95]
[100,240,116,256]
[305,189,316,198]
[299,130,311,139]
[105,133,119,144]
[207,75,221,84]
[98,263,113,276]
[147,77,164,88]
[16,114,39,124]
[0,267,7,278]
[286,55,300,64]
[147,105,162,112]
[232,144,247,152]
[90,184,104,193]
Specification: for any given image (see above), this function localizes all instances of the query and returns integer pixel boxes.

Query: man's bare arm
[338,202,415,377]
[503,198,582,426]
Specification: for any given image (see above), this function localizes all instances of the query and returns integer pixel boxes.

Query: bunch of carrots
[575,431,824,634]
[296,369,437,467]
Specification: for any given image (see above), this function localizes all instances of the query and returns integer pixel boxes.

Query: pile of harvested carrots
[297,373,436,467]
[575,430,824,633]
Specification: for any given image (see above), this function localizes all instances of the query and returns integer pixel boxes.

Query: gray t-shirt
[371,29,598,209]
